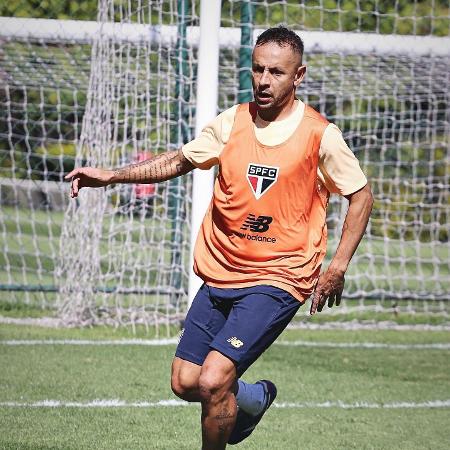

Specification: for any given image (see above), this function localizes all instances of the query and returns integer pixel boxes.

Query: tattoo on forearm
[113,150,194,184]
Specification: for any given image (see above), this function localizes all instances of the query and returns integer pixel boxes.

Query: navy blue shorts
[175,284,301,376]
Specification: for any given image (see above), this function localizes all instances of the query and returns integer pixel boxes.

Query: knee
[197,351,237,404]
[171,368,199,400]
[198,369,229,404]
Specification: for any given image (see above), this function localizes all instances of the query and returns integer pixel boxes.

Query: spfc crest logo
[247,163,279,199]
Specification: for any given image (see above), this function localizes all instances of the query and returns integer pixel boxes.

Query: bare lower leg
[201,389,237,450]
[199,351,238,450]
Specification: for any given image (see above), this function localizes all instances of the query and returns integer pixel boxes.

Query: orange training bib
[193,102,329,302]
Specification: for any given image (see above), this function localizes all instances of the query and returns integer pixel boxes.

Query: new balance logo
[241,214,273,233]
[227,337,244,348]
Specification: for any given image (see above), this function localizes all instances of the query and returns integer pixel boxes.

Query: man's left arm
[310,183,373,315]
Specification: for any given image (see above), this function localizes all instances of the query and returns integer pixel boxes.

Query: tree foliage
[0,0,97,21]
[2,1,449,36]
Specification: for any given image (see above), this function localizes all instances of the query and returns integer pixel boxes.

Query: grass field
[1,324,449,449]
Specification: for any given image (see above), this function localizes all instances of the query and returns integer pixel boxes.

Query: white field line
[276,341,450,350]
[0,339,178,346]
[273,400,450,409]
[286,322,450,332]
[1,339,449,350]
[1,399,449,409]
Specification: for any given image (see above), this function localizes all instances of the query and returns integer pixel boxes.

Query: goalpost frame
[187,0,221,306]
[1,16,448,57]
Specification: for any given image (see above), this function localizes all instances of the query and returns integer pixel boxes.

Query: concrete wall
[0,178,70,212]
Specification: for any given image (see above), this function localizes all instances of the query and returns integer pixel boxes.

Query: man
[66,27,373,449]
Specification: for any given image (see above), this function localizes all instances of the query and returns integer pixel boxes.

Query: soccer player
[66,27,373,449]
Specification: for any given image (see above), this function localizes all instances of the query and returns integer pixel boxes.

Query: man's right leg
[171,356,201,402]
[171,283,233,403]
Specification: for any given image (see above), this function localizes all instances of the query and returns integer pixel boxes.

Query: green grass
[0,325,449,449]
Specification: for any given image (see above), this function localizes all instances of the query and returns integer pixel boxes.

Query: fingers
[311,267,346,315]
[311,270,345,314]
[71,177,79,198]
[328,294,336,308]
[317,294,326,312]
[66,168,82,198]
[316,291,342,313]
[310,290,327,314]
[310,273,324,315]
[65,168,82,180]
[309,291,320,315]
[311,292,335,315]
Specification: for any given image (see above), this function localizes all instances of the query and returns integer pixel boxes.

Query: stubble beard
[254,89,293,119]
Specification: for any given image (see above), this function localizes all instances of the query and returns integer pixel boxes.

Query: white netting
[1,1,449,330]
[217,1,450,316]
[56,2,198,328]
[0,28,91,309]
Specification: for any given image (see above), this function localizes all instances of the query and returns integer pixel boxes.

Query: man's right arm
[65,149,195,198]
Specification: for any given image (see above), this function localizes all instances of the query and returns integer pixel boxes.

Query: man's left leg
[206,285,301,445]
[171,283,238,449]
[198,350,238,450]
[172,284,300,446]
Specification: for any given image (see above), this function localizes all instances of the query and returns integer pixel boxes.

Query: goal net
[0,1,449,330]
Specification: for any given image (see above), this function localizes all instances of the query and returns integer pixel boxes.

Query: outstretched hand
[310,268,345,315]
[65,167,113,198]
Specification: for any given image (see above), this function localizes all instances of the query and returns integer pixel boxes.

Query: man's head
[252,27,305,118]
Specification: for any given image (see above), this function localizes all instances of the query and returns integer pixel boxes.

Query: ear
[294,65,306,87]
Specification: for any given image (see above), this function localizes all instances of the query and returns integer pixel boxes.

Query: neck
[257,95,297,122]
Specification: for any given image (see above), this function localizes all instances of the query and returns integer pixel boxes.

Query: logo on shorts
[227,336,244,348]
[241,214,273,233]
[247,163,279,199]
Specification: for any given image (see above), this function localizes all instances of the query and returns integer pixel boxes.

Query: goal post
[0,1,449,330]
[187,0,221,305]
[2,16,448,54]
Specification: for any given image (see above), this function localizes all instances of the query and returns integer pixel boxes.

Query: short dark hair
[255,26,304,62]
